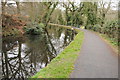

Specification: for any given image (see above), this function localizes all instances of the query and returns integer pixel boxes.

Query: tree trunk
[2,2,6,14]
[16,2,20,14]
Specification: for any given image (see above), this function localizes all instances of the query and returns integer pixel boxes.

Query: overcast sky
[0,0,119,10]
[1,0,120,2]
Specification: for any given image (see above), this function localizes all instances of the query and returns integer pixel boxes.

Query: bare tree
[16,2,20,14]
[2,2,7,14]
[98,0,112,27]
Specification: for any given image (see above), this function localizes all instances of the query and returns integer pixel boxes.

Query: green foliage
[32,30,84,78]
[39,23,45,28]
[81,2,97,26]
[92,20,118,46]
[24,23,44,35]
[86,24,92,29]
[87,12,97,25]
[80,2,118,45]
[66,12,83,26]
[58,13,65,25]
[103,20,118,40]
[93,24,101,32]
[87,20,118,43]
[100,34,118,49]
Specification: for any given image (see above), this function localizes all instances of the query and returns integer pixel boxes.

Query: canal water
[0,25,77,79]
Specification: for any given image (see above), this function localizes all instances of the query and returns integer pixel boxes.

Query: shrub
[23,23,44,35]
[86,24,92,30]
[39,23,45,28]
[104,20,118,39]
[2,27,20,37]
[93,24,101,32]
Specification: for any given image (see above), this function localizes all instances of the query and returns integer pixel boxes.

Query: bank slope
[32,30,84,78]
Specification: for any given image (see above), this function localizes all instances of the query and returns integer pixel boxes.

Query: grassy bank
[99,34,118,54]
[32,29,84,78]
[89,30,118,54]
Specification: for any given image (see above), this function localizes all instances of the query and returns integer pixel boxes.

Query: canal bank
[32,25,84,78]
[1,25,81,79]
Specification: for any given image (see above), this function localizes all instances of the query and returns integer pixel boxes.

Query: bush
[39,23,45,28]
[86,20,118,45]
[2,28,20,37]
[104,20,118,39]
[86,24,92,30]
[92,20,118,40]
[23,23,44,35]
[93,24,101,32]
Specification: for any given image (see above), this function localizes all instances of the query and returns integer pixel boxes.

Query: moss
[32,30,84,78]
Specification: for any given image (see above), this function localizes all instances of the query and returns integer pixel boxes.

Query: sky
[1,0,120,2]
[0,0,119,10]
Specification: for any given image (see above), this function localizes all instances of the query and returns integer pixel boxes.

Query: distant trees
[98,1,112,27]
[1,1,59,36]
[57,1,117,43]
[50,9,65,25]
[81,1,118,43]
[42,2,58,27]
[80,2,98,29]
[2,2,7,14]
[62,2,84,26]
[16,2,20,14]
[2,1,58,25]
[1,1,118,42]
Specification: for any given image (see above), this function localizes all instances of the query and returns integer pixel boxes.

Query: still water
[0,26,77,79]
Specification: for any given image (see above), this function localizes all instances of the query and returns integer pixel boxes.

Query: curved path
[70,29,118,78]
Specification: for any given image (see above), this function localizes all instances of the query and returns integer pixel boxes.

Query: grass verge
[99,34,118,54]
[32,30,84,78]
[89,30,118,54]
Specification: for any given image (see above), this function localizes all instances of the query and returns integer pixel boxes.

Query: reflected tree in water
[0,26,77,79]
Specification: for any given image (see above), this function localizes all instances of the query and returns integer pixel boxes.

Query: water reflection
[0,26,77,79]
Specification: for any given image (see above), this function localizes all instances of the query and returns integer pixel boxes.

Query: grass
[99,34,118,54]
[100,34,118,46]
[89,30,118,54]
[32,29,84,78]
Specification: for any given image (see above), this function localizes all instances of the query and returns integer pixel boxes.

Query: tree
[42,2,58,27]
[2,2,7,14]
[16,2,20,14]
[80,2,98,29]
[62,2,84,26]
[98,0,112,27]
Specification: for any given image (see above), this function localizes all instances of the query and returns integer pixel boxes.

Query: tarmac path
[70,30,118,78]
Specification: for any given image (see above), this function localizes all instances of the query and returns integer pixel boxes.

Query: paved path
[70,30,118,78]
